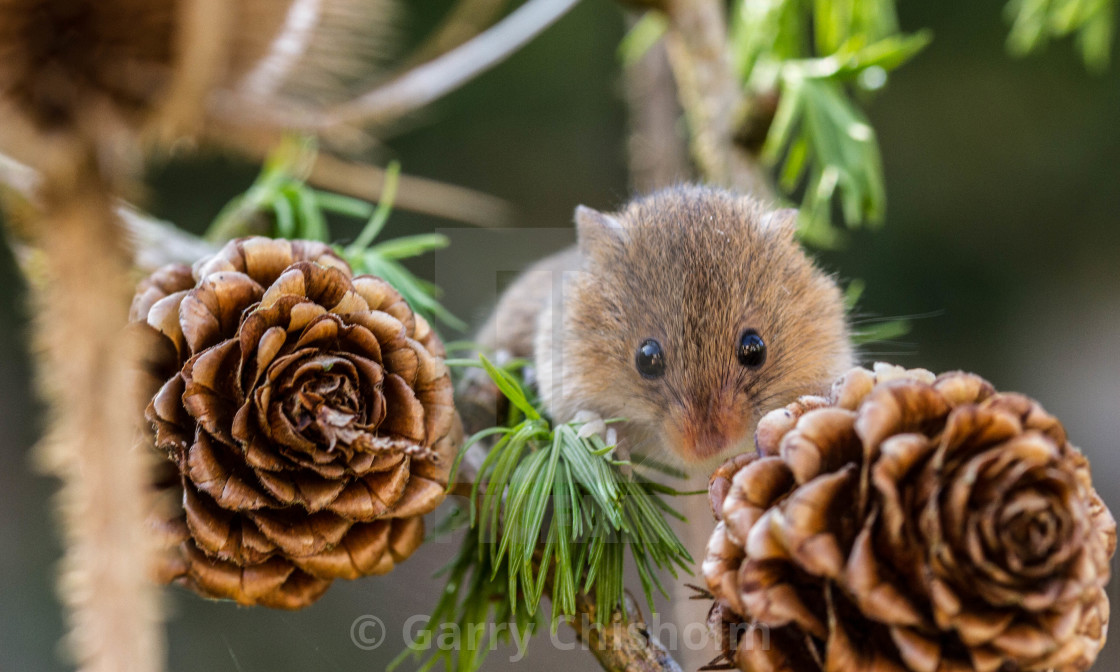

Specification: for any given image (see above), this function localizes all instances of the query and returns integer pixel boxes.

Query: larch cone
[703,364,1116,672]
[131,237,461,609]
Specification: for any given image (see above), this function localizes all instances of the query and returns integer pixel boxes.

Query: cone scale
[704,364,1116,672]
[133,237,461,609]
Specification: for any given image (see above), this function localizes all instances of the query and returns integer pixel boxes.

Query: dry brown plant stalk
[0,2,397,670]
[659,0,773,198]
[33,168,163,672]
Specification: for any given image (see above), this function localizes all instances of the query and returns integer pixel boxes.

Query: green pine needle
[844,278,913,346]
[851,318,911,345]
[401,357,694,672]
[205,136,319,243]
[346,161,402,255]
[205,143,463,330]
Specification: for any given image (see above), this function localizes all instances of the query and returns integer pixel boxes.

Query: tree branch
[660,0,774,198]
[568,590,684,672]
[624,34,690,192]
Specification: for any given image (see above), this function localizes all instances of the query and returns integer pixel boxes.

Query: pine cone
[703,364,1116,672]
[132,237,461,609]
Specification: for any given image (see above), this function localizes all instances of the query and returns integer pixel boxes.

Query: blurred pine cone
[132,237,460,609]
[703,364,1116,672]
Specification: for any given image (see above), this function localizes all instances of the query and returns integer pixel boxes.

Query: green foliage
[341,163,466,330]
[395,357,693,672]
[618,12,668,66]
[206,137,335,243]
[389,528,530,672]
[1006,0,1116,71]
[730,0,931,247]
[844,278,911,346]
[206,139,462,330]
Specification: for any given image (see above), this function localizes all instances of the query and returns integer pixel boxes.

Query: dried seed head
[0,0,397,174]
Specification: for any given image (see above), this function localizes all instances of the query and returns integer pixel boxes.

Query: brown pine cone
[132,237,461,609]
[703,364,1116,672]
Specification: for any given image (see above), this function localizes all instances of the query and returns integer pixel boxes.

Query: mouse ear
[759,207,800,242]
[575,205,627,257]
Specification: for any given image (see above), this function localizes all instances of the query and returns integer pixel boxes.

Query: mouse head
[556,186,853,468]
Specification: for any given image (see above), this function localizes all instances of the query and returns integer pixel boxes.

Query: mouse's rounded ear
[759,207,800,242]
[575,205,628,259]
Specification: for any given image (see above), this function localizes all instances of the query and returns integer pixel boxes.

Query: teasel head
[0,3,401,668]
[0,0,398,182]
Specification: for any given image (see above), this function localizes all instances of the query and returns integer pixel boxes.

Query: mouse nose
[673,403,751,462]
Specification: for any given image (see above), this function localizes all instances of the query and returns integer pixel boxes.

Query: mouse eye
[737,329,767,369]
[635,339,666,379]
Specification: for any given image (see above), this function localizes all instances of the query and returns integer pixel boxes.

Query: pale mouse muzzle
[665,402,752,463]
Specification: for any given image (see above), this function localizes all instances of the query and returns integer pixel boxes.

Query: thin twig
[199,125,517,228]
[118,206,218,271]
[403,0,512,67]
[323,0,583,127]
[624,35,689,191]
[568,590,684,672]
[310,154,515,228]
[660,0,774,198]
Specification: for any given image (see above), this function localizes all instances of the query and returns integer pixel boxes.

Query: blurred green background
[2,0,1118,670]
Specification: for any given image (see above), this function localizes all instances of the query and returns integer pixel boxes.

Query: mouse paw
[573,409,620,446]
[573,409,606,439]
[571,410,625,461]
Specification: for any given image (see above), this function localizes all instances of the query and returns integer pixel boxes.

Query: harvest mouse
[463,184,855,667]
[472,184,853,473]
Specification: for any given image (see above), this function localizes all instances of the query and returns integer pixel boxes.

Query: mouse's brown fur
[477,185,853,469]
